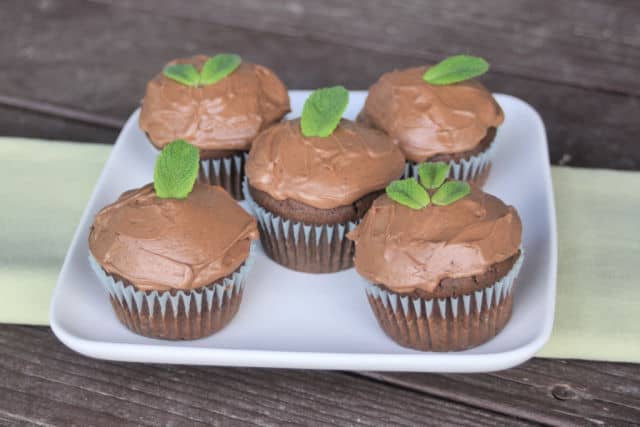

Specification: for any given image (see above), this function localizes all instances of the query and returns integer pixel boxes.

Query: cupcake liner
[198,152,247,200]
[404,141,496,185]
[243,179,357,273]
[366,249,524,352]
[89,243,255,340]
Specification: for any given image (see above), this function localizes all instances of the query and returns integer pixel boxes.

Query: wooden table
[1,1,639,425]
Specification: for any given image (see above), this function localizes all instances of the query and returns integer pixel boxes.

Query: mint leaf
[163,64,200,86]
[386,179,430,210]
[432,181,471,206]
[423,55,489,85]
[154,140,200,199]
[200,54,242,85]
[418,162,450,189]
[301,86,349,137]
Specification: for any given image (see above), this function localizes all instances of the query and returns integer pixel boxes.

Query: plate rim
[50,91,557,373]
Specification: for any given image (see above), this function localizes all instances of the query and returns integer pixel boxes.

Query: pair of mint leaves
[163,54,241,87]
[386,163,471,209]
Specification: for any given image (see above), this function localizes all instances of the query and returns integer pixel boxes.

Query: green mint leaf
[301,86,349,137]
[200,54,242,85]
[423,55,489,85]
[154,139,200,199]
[432,181,471,206]
[163,64,200,86]
[418,162,450,189]
[386,179,431,210]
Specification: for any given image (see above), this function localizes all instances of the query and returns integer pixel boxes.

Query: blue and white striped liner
[366,249,524,319]
[199,152,247,181]
[242,179,358,246]
[404,140,496,181]
[88,242,256,319]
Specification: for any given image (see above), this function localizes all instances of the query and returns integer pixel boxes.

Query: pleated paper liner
[404,141,496,187]
[88,244,255,340]
[366,250,524,352]
[198,151,247,200]
[243,180,357,273]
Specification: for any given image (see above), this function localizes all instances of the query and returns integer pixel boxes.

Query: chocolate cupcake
[348,163,523,351]
[244,86,406,273]
[139,54,290,200]
[358,55,504,186]
[88,140,259,340]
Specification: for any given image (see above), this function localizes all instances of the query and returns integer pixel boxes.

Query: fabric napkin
[1,137,639,362]
[536,167,640,361]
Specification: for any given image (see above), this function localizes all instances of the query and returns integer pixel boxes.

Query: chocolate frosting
[347,186,522,293]
[139,55,290,153]
[359,66,504,162]
[246,119,406,209]
[89,184,259,291]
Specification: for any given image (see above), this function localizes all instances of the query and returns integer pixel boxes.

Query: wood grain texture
[0,0,639,168]
[2,325,640,426]
[0,326,534,426]
[95,0,640,95]
[362,358,640,426]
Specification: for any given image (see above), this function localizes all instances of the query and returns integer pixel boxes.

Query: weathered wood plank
[0,383,137,427]
[0,326,534,426]
[483,73,640,170]
[1,0,638,169]
[95,0,640,95]
[361,358,640,426]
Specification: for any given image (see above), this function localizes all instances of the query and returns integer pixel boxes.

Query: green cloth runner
[1,138,639,362]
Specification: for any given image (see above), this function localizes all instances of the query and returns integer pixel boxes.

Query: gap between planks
[0,94,124,130]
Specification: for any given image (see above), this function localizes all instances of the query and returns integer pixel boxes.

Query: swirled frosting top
[139,55,290,152]
[359,66,504,162]
[89,184,259,291]
[347,186,522,293]
[246,119,406,209]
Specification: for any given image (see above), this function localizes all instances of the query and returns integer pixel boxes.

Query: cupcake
[244,86,406,273]
[88,140,259,340]
[358,55,504,186]
[139,54,290,200]
[347,162,523,351]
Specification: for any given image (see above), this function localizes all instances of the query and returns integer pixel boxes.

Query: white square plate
[51,91,556,372]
